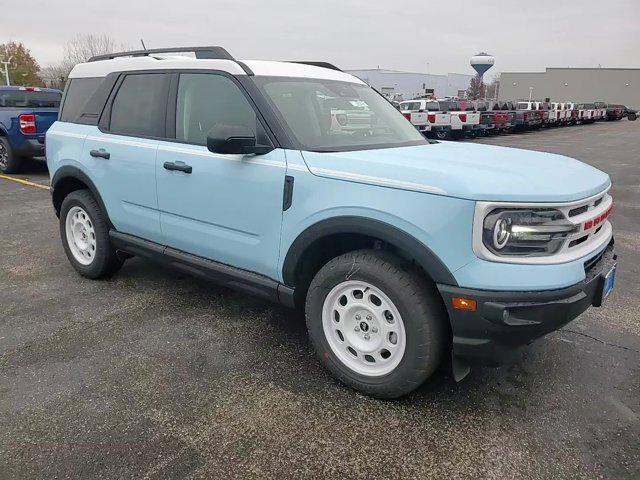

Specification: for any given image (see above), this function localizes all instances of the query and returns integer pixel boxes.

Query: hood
[300,142,610,202]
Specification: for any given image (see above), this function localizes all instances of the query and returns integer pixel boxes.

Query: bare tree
[40,34,125,88]
[64,34,122,66]
[466,74,485,100]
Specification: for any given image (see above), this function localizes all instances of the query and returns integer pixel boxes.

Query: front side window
[256,77,426,152]
[109,74,168,137]
[516,102,530,110]
[176,73,258,146]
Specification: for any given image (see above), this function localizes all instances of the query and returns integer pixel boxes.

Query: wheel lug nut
[366,315,372,321]
[354,326,360,332]
[372,327,378,333]
[355,314,361,320]
[364,334,370,340]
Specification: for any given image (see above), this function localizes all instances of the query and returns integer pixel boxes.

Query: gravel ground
[1,119,638,479]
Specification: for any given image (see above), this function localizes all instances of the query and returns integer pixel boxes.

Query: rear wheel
[0,137,22,174]
[434,129,449,140]
[60,189,123,278]
[305,250,447,399]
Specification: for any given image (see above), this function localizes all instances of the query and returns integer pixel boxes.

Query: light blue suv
[47,47,617,398]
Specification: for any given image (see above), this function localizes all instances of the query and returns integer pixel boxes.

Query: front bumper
[437,242,616,368]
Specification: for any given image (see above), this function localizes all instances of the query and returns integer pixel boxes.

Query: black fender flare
[281,216,458,287]
[50,166,110,223]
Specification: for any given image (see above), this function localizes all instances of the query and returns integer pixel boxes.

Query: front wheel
[60,189,124,279]
[628,113,637,121]
[305,250,447,399]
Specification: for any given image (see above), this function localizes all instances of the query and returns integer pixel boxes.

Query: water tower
[470,52,495,79]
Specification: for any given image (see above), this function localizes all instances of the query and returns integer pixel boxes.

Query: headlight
[482,208,578,256]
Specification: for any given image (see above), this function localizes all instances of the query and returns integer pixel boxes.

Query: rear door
[155,72,286,279]
[81,72,169,244]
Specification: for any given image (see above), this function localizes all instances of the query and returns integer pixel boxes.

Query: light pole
[0,55,12,86]
[529,86,534,101]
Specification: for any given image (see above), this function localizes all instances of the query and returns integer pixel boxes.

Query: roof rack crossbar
[289,61,342,72]
[88,46,235,63]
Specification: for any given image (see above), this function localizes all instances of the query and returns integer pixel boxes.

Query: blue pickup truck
[0,86,62,173]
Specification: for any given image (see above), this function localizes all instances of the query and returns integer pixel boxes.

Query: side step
[109,230,295,308]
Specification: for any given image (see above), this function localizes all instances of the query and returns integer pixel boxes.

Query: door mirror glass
[206,124,273,155]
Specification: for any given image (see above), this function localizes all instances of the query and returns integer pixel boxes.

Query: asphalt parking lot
[1,120,639,479]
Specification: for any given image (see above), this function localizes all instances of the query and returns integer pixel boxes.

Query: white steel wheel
[65,206,97,266]
[322,280,406,377]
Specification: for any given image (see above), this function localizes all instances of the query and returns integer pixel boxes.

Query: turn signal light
[452,297,477,311]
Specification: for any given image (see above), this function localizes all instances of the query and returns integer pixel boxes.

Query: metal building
[499,68,640,107]
[345,68,474,101]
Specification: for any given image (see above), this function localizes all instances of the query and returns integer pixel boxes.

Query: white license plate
[602,265,616,302]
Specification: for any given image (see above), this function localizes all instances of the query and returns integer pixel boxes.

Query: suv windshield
[256,77,426,152]
[0,89,61,108]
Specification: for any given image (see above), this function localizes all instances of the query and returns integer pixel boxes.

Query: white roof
[69,55,365,85]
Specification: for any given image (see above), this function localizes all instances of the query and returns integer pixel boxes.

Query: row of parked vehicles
[398,98,636,140]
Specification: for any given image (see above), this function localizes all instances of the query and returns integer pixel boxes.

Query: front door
[156,73,286,279]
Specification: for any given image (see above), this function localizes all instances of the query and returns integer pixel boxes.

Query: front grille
[569,235,589,248]
[568,205,588,217]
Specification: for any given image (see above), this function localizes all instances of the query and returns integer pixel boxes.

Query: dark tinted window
[0,89,61,109]
[176,73,257,146]
[426,102,440,111]
[60,78,101,122]
[110,74,168,137]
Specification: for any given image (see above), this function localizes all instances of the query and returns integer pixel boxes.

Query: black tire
[0,136,23,174]
[435,129,449,140]
[59,189,123,279]
[305,249,448,399]
[628,113,637,121]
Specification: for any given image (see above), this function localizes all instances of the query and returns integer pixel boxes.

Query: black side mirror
[206,124,273,155]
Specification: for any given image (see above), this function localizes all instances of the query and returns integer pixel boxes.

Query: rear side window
[0,89,61,108]
[60,78,101,122]
[109,74,169,137]
[175,73,257,146]
[400,101,421,111]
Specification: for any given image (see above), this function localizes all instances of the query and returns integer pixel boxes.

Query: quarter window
[109,74,168,137]
[176,73,257,146]
[60,78,101,122]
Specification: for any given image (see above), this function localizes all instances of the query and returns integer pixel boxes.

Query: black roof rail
[289,61,342,72]
[87,46,255,75]
[88,46,235,62]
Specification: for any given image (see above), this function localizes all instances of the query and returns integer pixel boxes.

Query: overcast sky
[1,0,639,78]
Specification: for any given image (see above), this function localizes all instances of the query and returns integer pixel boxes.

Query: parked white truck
[399,99,451,139]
